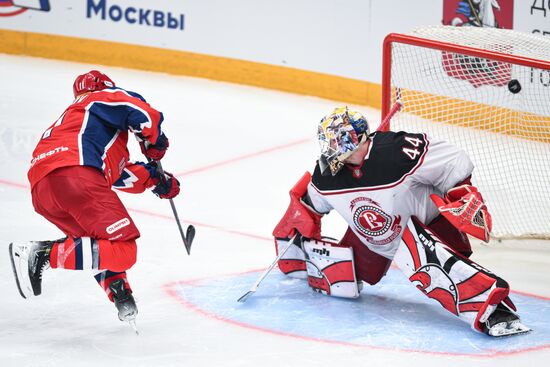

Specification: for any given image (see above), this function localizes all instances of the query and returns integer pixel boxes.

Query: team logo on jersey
[354,206,392,236]
[0,0,50,17]
[350,197,403,245]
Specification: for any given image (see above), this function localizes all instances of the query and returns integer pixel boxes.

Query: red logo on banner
[0,0,50,17]
[0,1,26,16]
[441,1,515,88]
[442,0,514,29]
[442,52,512,88]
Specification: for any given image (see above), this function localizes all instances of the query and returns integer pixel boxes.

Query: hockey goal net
[382,26,550,239]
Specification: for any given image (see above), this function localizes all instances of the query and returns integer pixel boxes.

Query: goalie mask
[317,107,370,176]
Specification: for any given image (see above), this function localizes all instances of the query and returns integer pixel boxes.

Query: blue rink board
[169,269,550,356]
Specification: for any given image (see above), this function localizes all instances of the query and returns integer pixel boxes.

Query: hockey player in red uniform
[273,107,530,337]
[9,70,180,326]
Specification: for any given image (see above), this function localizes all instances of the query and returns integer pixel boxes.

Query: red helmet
[72,70,115,98]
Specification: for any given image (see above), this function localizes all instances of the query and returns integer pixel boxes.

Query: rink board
[166,269,550,357]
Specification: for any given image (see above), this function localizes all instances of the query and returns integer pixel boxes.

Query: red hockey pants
[340,228,392,285]
[31,166,140,298]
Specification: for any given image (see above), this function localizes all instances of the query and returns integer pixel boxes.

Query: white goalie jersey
[307,131,474,260]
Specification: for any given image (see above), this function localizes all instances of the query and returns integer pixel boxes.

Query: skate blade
[488,320,532,337]
[128,319,139,335]
[8,243,32,299]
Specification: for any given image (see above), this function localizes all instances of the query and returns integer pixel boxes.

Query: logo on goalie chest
[354,206,391,236]
[350,197,402,245]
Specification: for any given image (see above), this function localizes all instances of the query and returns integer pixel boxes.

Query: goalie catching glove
[272,172,322,240]
[430,184,492,242]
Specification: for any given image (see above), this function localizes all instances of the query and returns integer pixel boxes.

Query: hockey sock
[49,237,99,270]
[94,270,132,302]
[50,238,137,272]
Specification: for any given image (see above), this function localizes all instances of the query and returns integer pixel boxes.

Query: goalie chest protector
[308,131,473,260]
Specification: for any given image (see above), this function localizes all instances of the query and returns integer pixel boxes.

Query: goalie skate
[9,241,53,299]
[484,305,531,337]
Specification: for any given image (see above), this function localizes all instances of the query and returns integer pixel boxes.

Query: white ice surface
[0,54,549,367]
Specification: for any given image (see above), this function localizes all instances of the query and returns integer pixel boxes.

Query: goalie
[273,107,529,337]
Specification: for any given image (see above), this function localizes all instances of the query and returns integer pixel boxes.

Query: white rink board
[1,0,548,83]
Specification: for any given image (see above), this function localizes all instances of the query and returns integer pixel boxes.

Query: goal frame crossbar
[380,30,550,239]
[381,32,550,121]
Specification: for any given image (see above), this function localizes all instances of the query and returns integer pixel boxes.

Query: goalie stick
[376,100,402,132]
[237,234,302,303]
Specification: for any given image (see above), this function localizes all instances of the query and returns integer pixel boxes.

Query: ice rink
[1,54,549,367]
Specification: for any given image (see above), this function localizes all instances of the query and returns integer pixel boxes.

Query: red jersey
[28,88,163,188]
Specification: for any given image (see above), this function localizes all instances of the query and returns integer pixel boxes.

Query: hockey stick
[237,234,302,303]
[376,99,403,132]
[153,159,196,255]
[137,136,196,254]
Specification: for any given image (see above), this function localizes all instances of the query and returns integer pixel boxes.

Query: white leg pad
[303,238,361,298]
[394,217,512,332]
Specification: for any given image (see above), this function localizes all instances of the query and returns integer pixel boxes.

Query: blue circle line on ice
[165,269,550,357]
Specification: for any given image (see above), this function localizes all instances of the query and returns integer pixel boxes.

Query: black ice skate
[9,240,55,299]
[109,279,138,322]
[484,304,531,337]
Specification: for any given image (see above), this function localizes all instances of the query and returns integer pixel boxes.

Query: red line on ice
[164,272,550,358]
[0,139,307,241]
[0,180,270,242]
[127,207,271,242]
[0,179,28,189]
[173,138,309,177]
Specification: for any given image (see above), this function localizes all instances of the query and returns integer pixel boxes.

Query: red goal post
[381,26,550,239]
